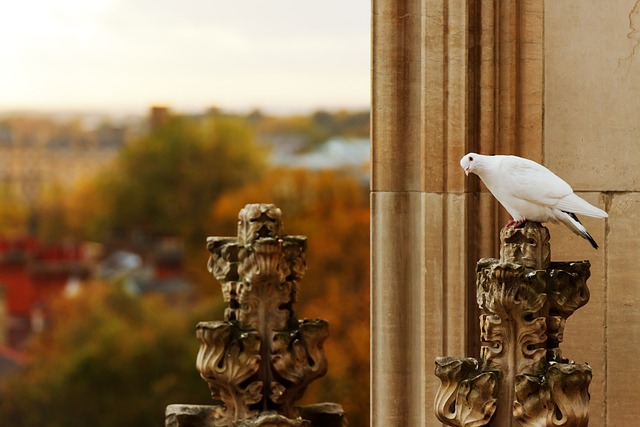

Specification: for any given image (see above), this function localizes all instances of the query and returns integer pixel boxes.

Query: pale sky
[0,0,370,115]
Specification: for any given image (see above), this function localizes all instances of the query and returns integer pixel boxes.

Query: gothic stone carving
[435,222,592,427]
[513,363,592,427]
[434,357,499,426]
[188,204,343,427]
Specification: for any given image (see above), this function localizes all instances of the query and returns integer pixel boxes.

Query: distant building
[0,116,128,201]
[96,236,190,297]
[149,105,171,131]
[0,237,91,348]
[0,235,190,350]
[271,137,371,184]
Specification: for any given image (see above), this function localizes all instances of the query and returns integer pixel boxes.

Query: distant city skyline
[1,0,370,115]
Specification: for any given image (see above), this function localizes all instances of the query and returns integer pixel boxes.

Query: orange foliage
[210,168,370,426]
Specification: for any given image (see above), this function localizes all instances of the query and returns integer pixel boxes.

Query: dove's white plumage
[460,153,608,249]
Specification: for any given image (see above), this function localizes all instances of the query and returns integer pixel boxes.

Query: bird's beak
[464,167,470,176]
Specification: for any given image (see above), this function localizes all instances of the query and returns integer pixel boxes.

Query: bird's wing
[499,156,573,207]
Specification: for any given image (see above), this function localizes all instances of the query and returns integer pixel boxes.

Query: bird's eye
[469,156,474,161]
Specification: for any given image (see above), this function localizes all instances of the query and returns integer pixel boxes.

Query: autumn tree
[209,168,370,426]
[0,284,219,427]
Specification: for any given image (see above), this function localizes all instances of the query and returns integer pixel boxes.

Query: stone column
[166,204,346,427]
[434,222,592,426]
[371,1,473,424]
[371,1,544,425]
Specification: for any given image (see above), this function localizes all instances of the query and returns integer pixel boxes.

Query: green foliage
[85,115,267,247]
[0,285,220,427]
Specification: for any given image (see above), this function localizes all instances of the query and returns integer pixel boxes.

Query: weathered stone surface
[546,5,640,422]
[499,223,550,270]
[436,223,591,426]
[297,403,347,427]
[434,357,499,426]
[166,205,342,427]
[165,405,216,427]
[513,363,591,427]
[234,412,309,427]
[165,204,342,427]
[546,0,640,192]
[604,193,640,426]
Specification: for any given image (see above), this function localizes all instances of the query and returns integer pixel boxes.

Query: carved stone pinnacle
[165,204,346,427]
[500,222,550,270]
[435,221,591,427]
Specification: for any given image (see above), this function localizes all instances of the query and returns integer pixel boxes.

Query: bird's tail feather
[558,210,599,249]
[556,193,608,218]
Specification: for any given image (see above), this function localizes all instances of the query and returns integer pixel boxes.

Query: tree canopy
[83,115,267,247]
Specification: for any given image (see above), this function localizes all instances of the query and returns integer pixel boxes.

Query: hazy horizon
[2,1,370,115]
[0,102,371,121]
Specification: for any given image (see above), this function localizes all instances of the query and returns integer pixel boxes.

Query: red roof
[0,345,26,366]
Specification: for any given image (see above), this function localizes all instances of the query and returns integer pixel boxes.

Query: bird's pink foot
[506,219,526,228]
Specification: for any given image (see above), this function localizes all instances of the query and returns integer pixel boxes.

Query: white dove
[460,153,608,249]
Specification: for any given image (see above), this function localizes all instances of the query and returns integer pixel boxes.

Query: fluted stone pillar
[371,0,471,424]
[371,1,544,426]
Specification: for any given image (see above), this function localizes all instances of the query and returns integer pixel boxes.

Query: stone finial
[166,204,345,427]
[237,203,282,244]
[499,221,550,270]
[435,221,592,427]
